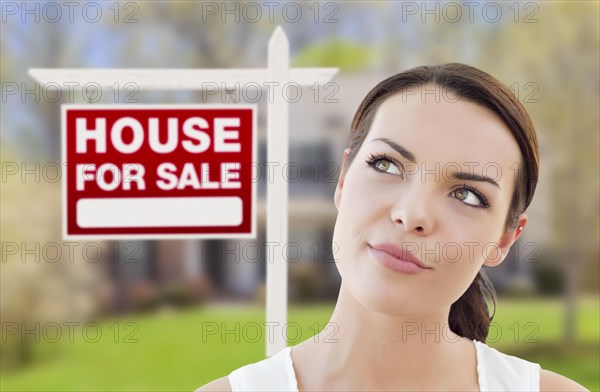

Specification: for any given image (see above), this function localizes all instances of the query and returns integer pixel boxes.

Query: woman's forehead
[366,91,522,184]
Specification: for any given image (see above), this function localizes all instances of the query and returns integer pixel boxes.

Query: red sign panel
[62,104,256,239]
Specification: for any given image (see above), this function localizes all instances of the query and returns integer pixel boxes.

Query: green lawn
[1,297,598,391]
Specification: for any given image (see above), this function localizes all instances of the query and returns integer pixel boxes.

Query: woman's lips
[368,243,432,274]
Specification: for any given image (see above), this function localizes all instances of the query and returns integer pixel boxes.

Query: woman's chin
[347,275,426,317]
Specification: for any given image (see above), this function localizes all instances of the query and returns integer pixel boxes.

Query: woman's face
[333,85,526,317]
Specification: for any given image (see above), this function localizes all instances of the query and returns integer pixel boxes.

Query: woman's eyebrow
[370,137,501,189]
[371,137,417,163]
[452,171,501,189]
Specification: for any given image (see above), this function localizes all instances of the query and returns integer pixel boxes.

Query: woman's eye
[367,154,402,175]
[451,187,490,210]
[373,159,400,174]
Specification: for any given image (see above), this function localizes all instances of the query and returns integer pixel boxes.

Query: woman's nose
[389,183,434,236]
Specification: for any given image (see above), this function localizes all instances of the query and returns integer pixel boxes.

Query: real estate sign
[62,104,256,239]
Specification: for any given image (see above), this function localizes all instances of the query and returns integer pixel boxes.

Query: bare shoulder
[194,376,232,392]
[540,368,589,391]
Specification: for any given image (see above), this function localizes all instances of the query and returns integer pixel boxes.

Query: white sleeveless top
[226,340,541,391]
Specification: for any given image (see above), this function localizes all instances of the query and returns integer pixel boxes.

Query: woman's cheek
[332,213,352,272]
[456,228,496,266]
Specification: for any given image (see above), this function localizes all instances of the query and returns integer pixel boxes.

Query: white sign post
[29,26,338,357]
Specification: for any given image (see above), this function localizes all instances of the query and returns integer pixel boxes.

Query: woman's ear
[334,148,352,210]
[483,213,528,267]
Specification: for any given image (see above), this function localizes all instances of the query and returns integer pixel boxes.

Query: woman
[198,63,588,391]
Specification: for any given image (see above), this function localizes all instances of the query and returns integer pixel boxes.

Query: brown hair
[344,63,540,342]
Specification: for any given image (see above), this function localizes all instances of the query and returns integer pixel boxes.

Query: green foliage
[1,298,597,391]
[292,37,375,71]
